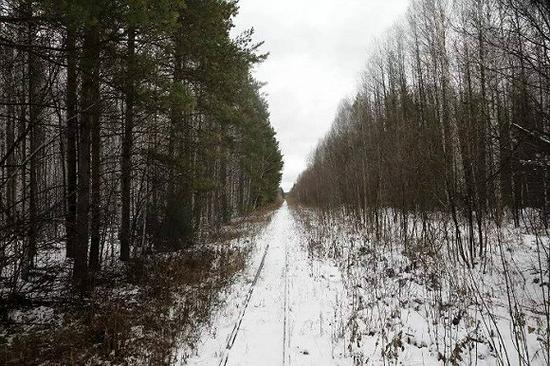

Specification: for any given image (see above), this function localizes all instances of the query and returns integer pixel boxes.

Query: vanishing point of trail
[186,203,351,366]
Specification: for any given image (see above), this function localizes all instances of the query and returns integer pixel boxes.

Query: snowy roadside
[175,218,272,364]
[0,208,277,365]
[293,207,549,365]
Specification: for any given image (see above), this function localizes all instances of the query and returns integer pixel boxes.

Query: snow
[180,202,353,365]
[8,305,59,326]
[178,203,549,365]
[2,202,546,365]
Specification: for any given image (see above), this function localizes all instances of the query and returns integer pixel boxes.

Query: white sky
[233,0,410,191]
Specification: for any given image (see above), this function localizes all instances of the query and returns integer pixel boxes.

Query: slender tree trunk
[89,77,101,272]
[120,26,135,262]
[89,28,102,272]
[2,50,16,278]
[168,25,193,248]
[65,27,78,259]
[74,25,100,294]
[25,12,39,279]
[220,149,230,223]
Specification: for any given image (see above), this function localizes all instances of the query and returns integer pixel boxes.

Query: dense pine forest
[0,0,282,294]
[0,0,283,362]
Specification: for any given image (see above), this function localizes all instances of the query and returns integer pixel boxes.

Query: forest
[0,0,283,362]
[292,0,549,264]
[290,0,549,364]
[1,0,549,364]
[0,0,282,295]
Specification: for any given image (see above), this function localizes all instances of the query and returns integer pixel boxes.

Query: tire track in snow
[218,243,271,366]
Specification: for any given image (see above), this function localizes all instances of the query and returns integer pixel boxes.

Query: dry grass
[0,205,278,365]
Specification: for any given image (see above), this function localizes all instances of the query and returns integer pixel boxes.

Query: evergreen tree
[0,0,283,295]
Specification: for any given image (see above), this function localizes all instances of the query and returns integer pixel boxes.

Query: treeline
[292,0,549,264]
[0,0,283,296]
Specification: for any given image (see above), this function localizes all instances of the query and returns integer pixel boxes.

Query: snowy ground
[180,202,352,366]
[5,202,545,365]
[1,208,276,365]
[295,208,549,366]
[178,203,549,366]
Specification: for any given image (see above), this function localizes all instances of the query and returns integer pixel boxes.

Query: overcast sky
[233,0,410,191]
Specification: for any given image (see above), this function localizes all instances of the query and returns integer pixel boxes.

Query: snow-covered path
[183,202,351,366]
